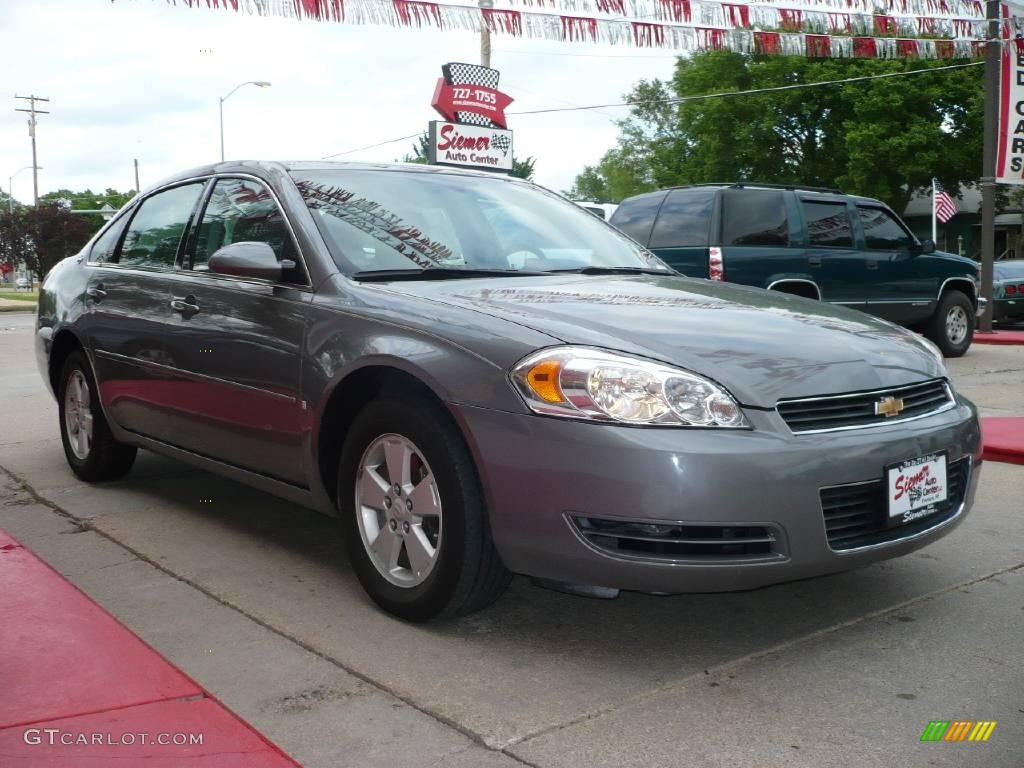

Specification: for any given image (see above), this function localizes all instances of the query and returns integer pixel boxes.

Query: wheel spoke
[77,375,90,409]
[76,428,89,458]
[408,472,440,518]
[383,439,411,488]
[405,524,436,576]
[370,526,403,571]
[358,466,390,510]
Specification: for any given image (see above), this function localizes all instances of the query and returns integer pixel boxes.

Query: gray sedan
[35,161,982,620]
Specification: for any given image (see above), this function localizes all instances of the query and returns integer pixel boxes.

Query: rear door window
[857,206,914,250]
[117,183,205,269]
[802,201,854,248]
[722,189,788,246]
[609,191,667,245]
[649,188,715,248]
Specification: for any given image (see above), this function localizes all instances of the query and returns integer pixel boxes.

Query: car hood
[382,274,947,408]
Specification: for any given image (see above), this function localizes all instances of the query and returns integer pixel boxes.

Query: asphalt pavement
[0,311,1021,767]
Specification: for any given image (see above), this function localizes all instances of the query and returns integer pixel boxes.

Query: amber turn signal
[526,360,564,403]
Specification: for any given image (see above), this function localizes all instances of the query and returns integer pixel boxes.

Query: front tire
[338,397,510,621]
[58,350,137,481]
[926,290,974,358]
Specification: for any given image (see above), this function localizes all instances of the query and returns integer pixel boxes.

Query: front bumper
[453,398,982,594]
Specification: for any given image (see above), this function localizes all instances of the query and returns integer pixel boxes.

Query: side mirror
[208,241,282,281]
[909,239,935,257]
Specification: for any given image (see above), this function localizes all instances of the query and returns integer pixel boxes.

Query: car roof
[147,160,521,194]
[660,183,888,208]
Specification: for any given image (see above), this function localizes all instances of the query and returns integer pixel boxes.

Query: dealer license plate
[886,452,948,527]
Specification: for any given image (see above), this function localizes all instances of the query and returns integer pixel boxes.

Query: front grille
[820,457,970,551]
[777,380,953,434]
[570,516,783,562]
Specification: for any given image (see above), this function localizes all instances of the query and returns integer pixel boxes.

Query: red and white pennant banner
[157,0,1002,57]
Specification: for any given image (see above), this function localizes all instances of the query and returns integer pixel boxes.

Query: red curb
[0,530,302,767]
[981,417,1024,466]
[974,330,1024,345]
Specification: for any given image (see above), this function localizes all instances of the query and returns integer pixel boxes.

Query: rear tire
[925,290,974,358]
[58,350,137,481]
[338,397,510,621]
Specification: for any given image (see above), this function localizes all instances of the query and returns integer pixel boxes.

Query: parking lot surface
[1,311,1021,767]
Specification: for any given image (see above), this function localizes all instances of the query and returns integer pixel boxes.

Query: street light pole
[218,81,271,162]
[978,0,1000,333]
[8,166,34,215]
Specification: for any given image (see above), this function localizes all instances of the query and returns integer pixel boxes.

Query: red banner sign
[431,79,513,129]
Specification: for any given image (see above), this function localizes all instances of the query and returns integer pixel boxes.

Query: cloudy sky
[0,1,678,203]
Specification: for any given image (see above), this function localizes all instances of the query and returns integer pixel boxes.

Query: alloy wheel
[64,369,93,460]
[354,433,443,588]
[945,305,969,345]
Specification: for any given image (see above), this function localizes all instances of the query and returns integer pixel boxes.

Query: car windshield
[290,169,668,276]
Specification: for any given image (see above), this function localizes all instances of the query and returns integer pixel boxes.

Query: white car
[573,201,618,221]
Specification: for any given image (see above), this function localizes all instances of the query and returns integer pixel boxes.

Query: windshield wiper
[352,267,547,282]
[542,266,674,276]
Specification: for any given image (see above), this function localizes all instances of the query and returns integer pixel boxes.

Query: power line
[321,61,982,159]
[510,61,984,115]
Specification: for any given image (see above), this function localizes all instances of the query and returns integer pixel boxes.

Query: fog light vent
[570,516,781,562]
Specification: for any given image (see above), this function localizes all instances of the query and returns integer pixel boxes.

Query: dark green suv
[610,184,981,356]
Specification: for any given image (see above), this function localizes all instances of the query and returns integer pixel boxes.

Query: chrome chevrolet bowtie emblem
[875,395,905,418]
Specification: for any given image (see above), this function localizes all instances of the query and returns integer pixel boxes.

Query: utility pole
[134,158,141,193]
[978,0,999,333]
[479,0,493,67]
[14,95,49,207]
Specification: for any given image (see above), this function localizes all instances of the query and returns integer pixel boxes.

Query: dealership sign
[998,48,1024,184]
[428,62,514,173]
[428,121,513,172]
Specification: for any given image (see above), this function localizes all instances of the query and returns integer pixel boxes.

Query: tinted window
[722,190,787,246]
[803,201,854,248]
[117,184,204,268]
[649,189,714,248]
[292,171,667,274]
[609,191,668,245]
[858,207,913,250]
[89,217,128,263]
[192,178,307,284]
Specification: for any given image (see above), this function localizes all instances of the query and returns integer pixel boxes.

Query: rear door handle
[86,285,106,301]
[808,257,822,267]
[866,260,879,270]
[170,296,200,315]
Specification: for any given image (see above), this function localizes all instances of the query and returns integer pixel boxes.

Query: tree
[571,52,983,211]
[39,187,135,235]
[400,133,537,180]
[0,204,92,280]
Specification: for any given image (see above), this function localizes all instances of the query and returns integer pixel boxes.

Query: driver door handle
[170,296,200,314]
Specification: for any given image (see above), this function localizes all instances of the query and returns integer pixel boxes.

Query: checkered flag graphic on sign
[443,62,502,128]
[490,131,511,157]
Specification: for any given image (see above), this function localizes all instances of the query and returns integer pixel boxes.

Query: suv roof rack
[679,182,844,194]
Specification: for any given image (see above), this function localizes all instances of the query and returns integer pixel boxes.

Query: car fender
[765,276,822,301]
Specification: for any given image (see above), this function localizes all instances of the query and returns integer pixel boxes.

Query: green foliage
[400,133,537,180]
[0,203,92,279]
[39,187,135,235]
[570,52,983,210]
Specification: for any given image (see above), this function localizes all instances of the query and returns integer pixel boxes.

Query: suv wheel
[58,350,137,481]
[926,290,974,358]
[338,397,511,621]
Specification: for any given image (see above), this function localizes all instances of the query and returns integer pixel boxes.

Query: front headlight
[510,347,749,427]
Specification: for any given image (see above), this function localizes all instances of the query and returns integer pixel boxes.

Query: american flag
[934,179,957,223]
